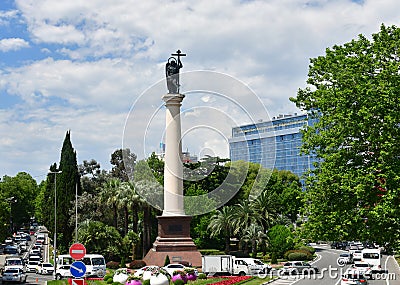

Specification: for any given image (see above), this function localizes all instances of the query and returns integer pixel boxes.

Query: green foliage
[267,225,294,258]
[79,220,123,261]
[173,279,185,285]
[0,172,38,238]
[199,249,224,255]
[284,250,312,261]
[197,273,207,280]
[164,255,170,266]
[110,148,137,182]
[291,24,400,246]
[142,279,150,285]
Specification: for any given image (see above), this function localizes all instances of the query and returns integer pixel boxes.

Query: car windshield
[340,254,349,257]
[92,258,105,265]
[5,269,19,273]
[254,260,263,265]
[43,264,53,267]
[355,264,369,267]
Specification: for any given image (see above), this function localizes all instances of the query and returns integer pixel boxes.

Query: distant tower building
[229,113,318,180]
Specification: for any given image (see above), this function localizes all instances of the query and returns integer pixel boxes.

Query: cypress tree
[57,130,81,251]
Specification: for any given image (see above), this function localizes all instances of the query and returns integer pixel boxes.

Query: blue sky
[0,0,399,182]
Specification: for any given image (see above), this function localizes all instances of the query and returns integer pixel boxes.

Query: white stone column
[162,93,185,216]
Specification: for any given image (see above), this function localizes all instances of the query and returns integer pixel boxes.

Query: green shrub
[173,279,185,285]
[103,275,113,282]
[271,252,278,264]
[298,246,316,255]
[199,249,224,255]
[164,255,170,266]
[112,282,122,285]
[198,273,207,280]
[106,279,113,284]
[284,250,312,260]
[287,252,309,261]
[142,279,150,285]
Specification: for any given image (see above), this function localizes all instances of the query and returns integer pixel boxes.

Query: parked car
[341,268,369,285]
[280,261,319,275]
[1,268,27,283]
[352,262,373,279]
[54,265,73,280]
[162,263,198,277]
[36,262,55,275]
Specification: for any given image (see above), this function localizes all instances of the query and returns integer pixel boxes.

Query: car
[3,245,19,255]
[1,268,27,283]
[54,265,73,280]
[338,253,353,265]
[340,268,369,285]
[162,264,198,277]
[353,250,362,262]
[36,262,55,275]
[352,262,373,279]
[26,261,40,272]
[5,237,14,244]
[280,261,319,275]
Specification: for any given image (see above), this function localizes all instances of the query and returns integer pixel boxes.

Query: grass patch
[239,277,275,285]
[47,281,69,285]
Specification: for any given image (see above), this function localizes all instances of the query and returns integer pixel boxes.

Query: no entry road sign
[69,243,86,260]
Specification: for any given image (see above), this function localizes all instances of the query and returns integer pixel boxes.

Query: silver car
[281,261,319,275]
[2,268,27,283]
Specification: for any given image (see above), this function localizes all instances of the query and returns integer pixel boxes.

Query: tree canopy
[291,24,400,247]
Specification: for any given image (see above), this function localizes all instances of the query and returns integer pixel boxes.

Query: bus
[56,254,106,277]
[361,248,381,273]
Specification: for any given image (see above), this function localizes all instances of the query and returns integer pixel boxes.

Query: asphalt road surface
[268,245,400,285]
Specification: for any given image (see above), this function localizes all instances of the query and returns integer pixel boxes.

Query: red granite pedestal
[143,215,202,267]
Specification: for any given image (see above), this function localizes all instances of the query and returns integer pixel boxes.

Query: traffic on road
[0,225,55,284]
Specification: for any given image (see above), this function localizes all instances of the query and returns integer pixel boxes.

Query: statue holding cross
[165,50,186,94]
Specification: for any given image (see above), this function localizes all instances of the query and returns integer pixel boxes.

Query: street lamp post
[49,170,62,279]
[5,196,17,234]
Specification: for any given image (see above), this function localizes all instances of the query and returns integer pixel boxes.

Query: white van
[4,257,24,271]
[56,254,106,277]
[361,248,382,273]
[235,258,272,274]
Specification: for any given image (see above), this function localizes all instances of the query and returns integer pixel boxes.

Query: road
[268,245,400,285]
[0,232,55,284]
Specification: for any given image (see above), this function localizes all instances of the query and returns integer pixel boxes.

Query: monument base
[143,215,202,267]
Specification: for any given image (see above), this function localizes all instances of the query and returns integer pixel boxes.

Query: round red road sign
[69,243,86,260]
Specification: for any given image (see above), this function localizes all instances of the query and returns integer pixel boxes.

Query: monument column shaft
[162,94,185,216]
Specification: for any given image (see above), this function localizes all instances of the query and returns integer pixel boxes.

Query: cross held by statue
[171,50,186,61]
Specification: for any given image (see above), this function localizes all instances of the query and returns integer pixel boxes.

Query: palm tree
[208,206,236,252]
[100,178,120,229]
[241,223,266,258]
[252,189,279,232]
[116,182,133,236]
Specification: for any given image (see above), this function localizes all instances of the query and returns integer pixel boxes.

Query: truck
[202,255,267,276]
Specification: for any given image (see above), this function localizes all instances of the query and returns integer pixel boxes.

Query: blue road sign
[70,261,86,278]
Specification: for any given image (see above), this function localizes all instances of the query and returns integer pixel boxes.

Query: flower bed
[209,276,252,285]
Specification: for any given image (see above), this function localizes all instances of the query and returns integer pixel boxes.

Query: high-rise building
[229,113,317,180]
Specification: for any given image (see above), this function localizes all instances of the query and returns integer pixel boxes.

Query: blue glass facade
[229,113,317,180]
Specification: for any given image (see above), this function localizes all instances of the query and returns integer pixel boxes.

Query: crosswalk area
[266,276,301,285]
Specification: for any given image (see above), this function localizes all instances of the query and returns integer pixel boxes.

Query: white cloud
[0,38,29,52]
[1,0,399,181]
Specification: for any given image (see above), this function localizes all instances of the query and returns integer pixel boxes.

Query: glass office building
[229,113,317,180]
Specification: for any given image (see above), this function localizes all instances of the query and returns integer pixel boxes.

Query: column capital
[162,93,185,106]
